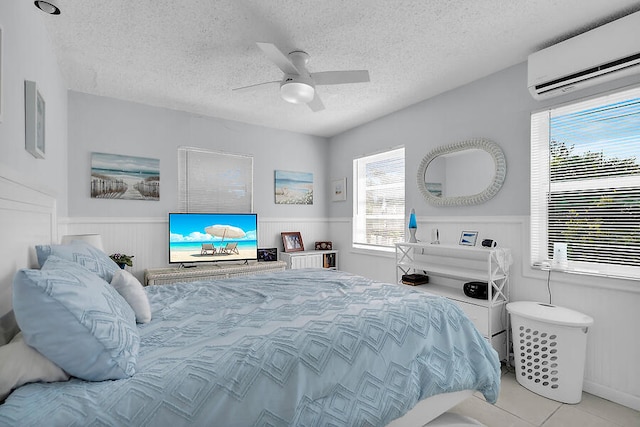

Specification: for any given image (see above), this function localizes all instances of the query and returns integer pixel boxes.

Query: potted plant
[109,253,134,269]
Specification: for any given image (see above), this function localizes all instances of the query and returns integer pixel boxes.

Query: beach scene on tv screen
[169,214,257,263]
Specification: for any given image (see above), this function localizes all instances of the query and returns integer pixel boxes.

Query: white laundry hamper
[506,302,594,404]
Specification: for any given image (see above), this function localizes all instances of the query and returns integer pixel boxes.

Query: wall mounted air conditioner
[528,11,640,100]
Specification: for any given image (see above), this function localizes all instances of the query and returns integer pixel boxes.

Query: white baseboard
[583,380,640,411]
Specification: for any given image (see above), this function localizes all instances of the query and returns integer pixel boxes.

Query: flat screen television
[169,213,258,265]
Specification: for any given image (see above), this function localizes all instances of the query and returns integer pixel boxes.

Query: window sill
[529,263,640,293]
[350,245,396,258]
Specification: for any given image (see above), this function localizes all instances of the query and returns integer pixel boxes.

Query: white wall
[67,91,329,218]
[327,63,640,409]
[0,1,68,217]
[64,92,333,276]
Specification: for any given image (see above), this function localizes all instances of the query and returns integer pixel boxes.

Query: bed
[0,175,500,426]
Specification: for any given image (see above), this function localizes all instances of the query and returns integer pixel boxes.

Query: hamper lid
[506,301,594,327]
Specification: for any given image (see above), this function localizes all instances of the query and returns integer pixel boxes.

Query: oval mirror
[417,138,506,206]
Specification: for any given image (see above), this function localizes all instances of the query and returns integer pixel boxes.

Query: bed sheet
[0,269,500,427]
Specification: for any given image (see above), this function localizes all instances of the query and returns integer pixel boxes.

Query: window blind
[531,86,640,279]
[178,147,253,213]
[353,147,405,250]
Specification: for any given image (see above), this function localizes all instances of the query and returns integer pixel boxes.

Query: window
[353,147,405,251]
[178,146,253,213]
[531,86,640,279]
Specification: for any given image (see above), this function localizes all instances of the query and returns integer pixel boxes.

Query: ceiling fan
[233,42,370,112]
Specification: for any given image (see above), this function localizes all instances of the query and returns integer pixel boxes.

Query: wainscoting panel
[59,217,167,283]
[0,175,57,344]
[60,217,331,281]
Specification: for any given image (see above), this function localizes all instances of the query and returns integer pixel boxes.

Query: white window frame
[353,147,405,252]
[531,85,640,280]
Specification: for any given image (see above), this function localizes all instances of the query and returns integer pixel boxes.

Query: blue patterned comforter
[0,269,500,426]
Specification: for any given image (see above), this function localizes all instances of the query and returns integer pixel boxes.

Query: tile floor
[448,367,640,426]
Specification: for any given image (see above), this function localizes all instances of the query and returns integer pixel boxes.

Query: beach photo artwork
[275,170,313,204]
[91,152,160,200]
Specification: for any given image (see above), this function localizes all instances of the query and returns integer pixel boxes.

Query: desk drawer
[455,301,489,336]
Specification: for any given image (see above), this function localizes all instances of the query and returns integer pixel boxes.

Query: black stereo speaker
[463,281,488,299]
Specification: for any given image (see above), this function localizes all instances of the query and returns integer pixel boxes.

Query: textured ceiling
[42,0,640,137]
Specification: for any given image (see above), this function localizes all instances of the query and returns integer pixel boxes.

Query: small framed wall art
[24,80,46,159]
[459,231,478,246]
[331,177,347,202]
[281,232,304,252]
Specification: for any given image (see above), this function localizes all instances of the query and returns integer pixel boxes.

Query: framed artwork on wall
[331,177,347,202]
[24,80,46,159]
[274,170,313,205]
[91,152,160,200]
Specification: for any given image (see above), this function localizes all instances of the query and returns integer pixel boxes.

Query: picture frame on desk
[281,232,304,252]
[258,248,278,262]
[459,231,478,246]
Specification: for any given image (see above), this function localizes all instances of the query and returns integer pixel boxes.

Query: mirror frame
[417,138,506,206]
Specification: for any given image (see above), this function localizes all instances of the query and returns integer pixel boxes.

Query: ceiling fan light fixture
[34,1,61,14]
[280,81,315,104]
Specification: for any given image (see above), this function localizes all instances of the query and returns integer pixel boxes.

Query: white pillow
[110,269,152,323]
[0,332,70,401]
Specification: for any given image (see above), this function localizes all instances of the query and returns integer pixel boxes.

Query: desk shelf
[396,243,511,360]
[280,250,338,270]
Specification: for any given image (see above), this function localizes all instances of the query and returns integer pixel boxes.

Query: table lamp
[408,209,418,243]
[61,234,104,252]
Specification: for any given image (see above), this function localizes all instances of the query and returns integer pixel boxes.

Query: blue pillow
[12,256,139,381]
[35,240,120,283]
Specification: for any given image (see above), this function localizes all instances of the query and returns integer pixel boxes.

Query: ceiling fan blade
[307,93,325,112]
[256,42,300,75]
[232,81,280,92]
[311,70,370,85]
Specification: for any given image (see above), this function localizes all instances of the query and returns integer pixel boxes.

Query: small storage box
[506,302,593,404]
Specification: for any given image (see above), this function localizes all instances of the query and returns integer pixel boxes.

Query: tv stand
[144,261,287,286]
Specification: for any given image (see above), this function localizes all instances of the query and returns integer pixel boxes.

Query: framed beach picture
[91,152,160,200]
[331,177,347,202]
[274,170,313,205]
[24,80,45,159]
